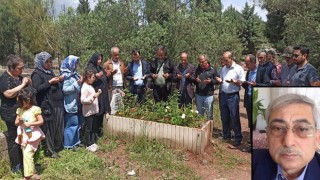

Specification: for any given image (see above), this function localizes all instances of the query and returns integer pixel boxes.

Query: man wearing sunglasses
[253,94,320,180]
[289,45,319,86]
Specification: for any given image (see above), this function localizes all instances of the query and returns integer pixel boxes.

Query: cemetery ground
[0,89,251,180]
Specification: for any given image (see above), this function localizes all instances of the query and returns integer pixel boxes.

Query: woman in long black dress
[31,52,64,158]
[86,53,111,137]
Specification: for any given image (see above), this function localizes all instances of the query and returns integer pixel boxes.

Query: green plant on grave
[252,89,266,130]
[116,89,206,128]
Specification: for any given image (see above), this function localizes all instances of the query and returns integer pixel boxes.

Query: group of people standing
[0,51,111,179]
[1,43,318,178]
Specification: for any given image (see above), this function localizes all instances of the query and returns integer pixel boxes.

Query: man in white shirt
[216,51,245,147]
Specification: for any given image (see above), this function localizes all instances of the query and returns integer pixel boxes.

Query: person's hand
[141,75,146,80]
[196,76,201,83]
[272,80,281,86]
[233,80,242,86]
[225,79,233,83]
[58,75,64,81]
[24,122,31,127]
[177,74,182,79]
[250,81,256,86]
[203,78,211,84]
[133,77,138,81]
[112,69,118,74]
[106,70,111,77]
[77,76,83,84]
[152,74,158,80]
[49,77,60,84]
[94,89,102,98]
[215,77,222,83]
[185,73,191,78]
[96,71,103,79]
[163,73,170,79]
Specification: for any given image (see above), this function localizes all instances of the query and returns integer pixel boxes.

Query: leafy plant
[117,90,205,128]
[252,89,266,129]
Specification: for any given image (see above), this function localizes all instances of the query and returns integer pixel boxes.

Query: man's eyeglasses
[292,54,301,58]
[267,124,316,138]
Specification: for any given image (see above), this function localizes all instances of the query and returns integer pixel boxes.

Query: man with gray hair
[103,46,128,100]
[253,94,320,179]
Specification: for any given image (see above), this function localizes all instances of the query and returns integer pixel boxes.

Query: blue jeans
[64,113,81,148]
[219,92,242,142]
[195,94,214,120]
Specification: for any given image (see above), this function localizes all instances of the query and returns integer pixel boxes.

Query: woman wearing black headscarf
[86,53,111,137]
[31,52,64,158]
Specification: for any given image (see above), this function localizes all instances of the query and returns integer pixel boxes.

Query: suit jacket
[253,149,320,180]
[126,59,150,87]
[173,63,195,98]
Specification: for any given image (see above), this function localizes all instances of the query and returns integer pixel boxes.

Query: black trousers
[5,121,23,171]
[84,115,97,146]
[178,89,192,108]
[245,95,252,129]
[153,85,170,103]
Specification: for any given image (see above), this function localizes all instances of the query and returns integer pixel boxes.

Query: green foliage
[0,119,7,132]
[252,89,266,128]
[126,135,201,179]
[117,90,205,128]
[0,1,16,64]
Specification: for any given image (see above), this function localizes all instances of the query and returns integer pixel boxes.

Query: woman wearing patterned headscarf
[60,55,83,150]
[86,53,111,138]
[31,52,64,158]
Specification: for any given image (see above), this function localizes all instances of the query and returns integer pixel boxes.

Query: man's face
[285,56,293,66]
[220,59,225,67]
[244,57,255,71]
[267,103,320,174]
[257,53,266,65]
[293,49,305,66]
[198,56,208,69]
[157,50,165,61]
[180,53,188,66]
[222,54,233,68]
[132,53,140,62]
[111,50,120,62]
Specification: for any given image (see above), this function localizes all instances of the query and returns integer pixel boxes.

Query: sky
[54,0,267,21]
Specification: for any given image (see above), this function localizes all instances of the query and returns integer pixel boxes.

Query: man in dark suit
[253,94,320,180]
[173,52,195,108]
[126,48,150,104]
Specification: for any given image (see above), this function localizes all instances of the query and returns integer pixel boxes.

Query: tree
[238,2,267,54]
[77,0,90,14]
[0,1,17,64]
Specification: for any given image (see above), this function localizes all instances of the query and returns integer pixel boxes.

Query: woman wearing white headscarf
[60,55,83,150]
[31,52,64,158]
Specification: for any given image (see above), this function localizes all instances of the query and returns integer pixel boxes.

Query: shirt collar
[276,164,308,180]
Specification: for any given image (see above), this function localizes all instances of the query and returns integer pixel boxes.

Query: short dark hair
[17,87,37,108]
[293,45,309,56]
[6,54,24,71]
[247,54,256,64]
[131,48,140,56]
